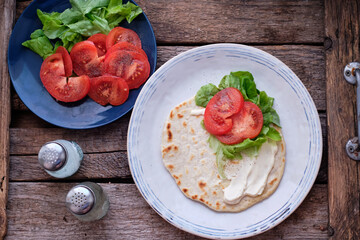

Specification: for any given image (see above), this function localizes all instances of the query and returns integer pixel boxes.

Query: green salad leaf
[195,83,220,107]
[218,71,259,104]
[195,71,281,179]
[22,0,143,59]
[21,29,55,59]
[70,0,109,15]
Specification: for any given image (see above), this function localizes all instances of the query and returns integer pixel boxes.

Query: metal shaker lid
[38,142,67,171]
[66,185,95,215]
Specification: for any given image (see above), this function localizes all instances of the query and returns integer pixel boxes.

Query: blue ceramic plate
[8,0,156,129]
[128,44,322,239]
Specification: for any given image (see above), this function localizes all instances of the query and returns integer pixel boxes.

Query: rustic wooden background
[1,0,358,239]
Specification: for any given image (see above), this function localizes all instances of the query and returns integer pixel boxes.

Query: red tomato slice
[216,101,263,145]
[70,41,103,77]
[106,27,142,50]
[88,76,129,106]
[87,33,107,57]
[40,53,90,102]
[40,53,65,78]
[103,50,150,89]
[204,88,244,135]
[105,42,148,59]
[55,46,73,77]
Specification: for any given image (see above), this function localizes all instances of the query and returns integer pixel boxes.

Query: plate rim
[127,43,323,239]
[7,0,157,129]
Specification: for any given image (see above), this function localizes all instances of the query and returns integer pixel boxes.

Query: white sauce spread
[190,109,205,116]
[223,141,278,204]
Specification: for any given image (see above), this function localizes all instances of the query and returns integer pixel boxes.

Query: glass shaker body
[66,182,109,221]
[38,139,83,178]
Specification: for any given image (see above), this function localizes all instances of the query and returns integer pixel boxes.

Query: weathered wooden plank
[9,113,130,154]
[16,0,324,44]
[9,112,327,154]
[0,0,16,238]
[9,152,131,181]
[129,0,325,45]
[6,183,328,239]
[325,0,360,239]
[11,45,326,112]
[9,112,328,183]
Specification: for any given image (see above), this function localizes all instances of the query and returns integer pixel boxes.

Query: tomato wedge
[88,33,107,57]
[88,76,129,106]
[216,101,263,145]
[103,50,150,89]
[204,88,244,135]
[40,53,90,102]
[105,42,148,59]
[40,53,65,77]
[70,41,103,77]
[106,27,142,50]
[55,46,73,77]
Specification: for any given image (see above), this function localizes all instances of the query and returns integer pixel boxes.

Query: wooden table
[1,0,359,239]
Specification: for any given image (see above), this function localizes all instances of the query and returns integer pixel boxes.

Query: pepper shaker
[38,139,83,178]
[65,182,109,221]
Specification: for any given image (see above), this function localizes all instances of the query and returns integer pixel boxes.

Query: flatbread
[161,97,286,212]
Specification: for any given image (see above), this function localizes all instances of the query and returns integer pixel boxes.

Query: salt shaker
[38,139,83,178]
[65,182,109,221]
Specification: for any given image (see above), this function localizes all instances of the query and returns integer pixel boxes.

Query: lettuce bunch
[22,0,142,59]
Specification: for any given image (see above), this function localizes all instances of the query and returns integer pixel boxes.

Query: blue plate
[8,0,157,129]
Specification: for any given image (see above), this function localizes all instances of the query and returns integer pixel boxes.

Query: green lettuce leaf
[124,1,143,23]
[263,108,280,126]
[208,135,268,179]
[106,0,142,27]
[266,127,282,141]
[22,29,55,59]
[59,8,84,25]
[58,29,84,51]
[195,83,220,107]
[86,13,111,34]
[37,9,67,39]
[219,71,259,103]
[70,0,109,15]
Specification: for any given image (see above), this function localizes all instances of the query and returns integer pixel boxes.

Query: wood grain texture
[325,0,360,239]
[5,183,328,240]
[11,45,326,112]
[8,112,328,183]
[9,103,327,156]
[139,0,324,44]
[0,0,16,238]
[9,152,131,182]
[8,0,330,239]
[16,0,324,44]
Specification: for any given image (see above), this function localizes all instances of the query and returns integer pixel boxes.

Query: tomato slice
[40,53,90,102]
[204,88,244,135]
[106,27,142,50]
[87,33,107,57]
[55,46,73,77]
[88,76,129,106]
[70,40,103,77]
[40,53,65,78]
[103,50,150,89]
[216,101,263,145]
[105,42,148,59]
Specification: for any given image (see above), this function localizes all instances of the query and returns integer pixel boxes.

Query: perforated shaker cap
[38,142,67,171]
[66,185,95,215]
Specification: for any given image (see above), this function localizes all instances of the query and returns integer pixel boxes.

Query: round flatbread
[161,97,286,212]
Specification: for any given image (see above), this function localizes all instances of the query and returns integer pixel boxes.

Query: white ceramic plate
[127,44,322,239]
